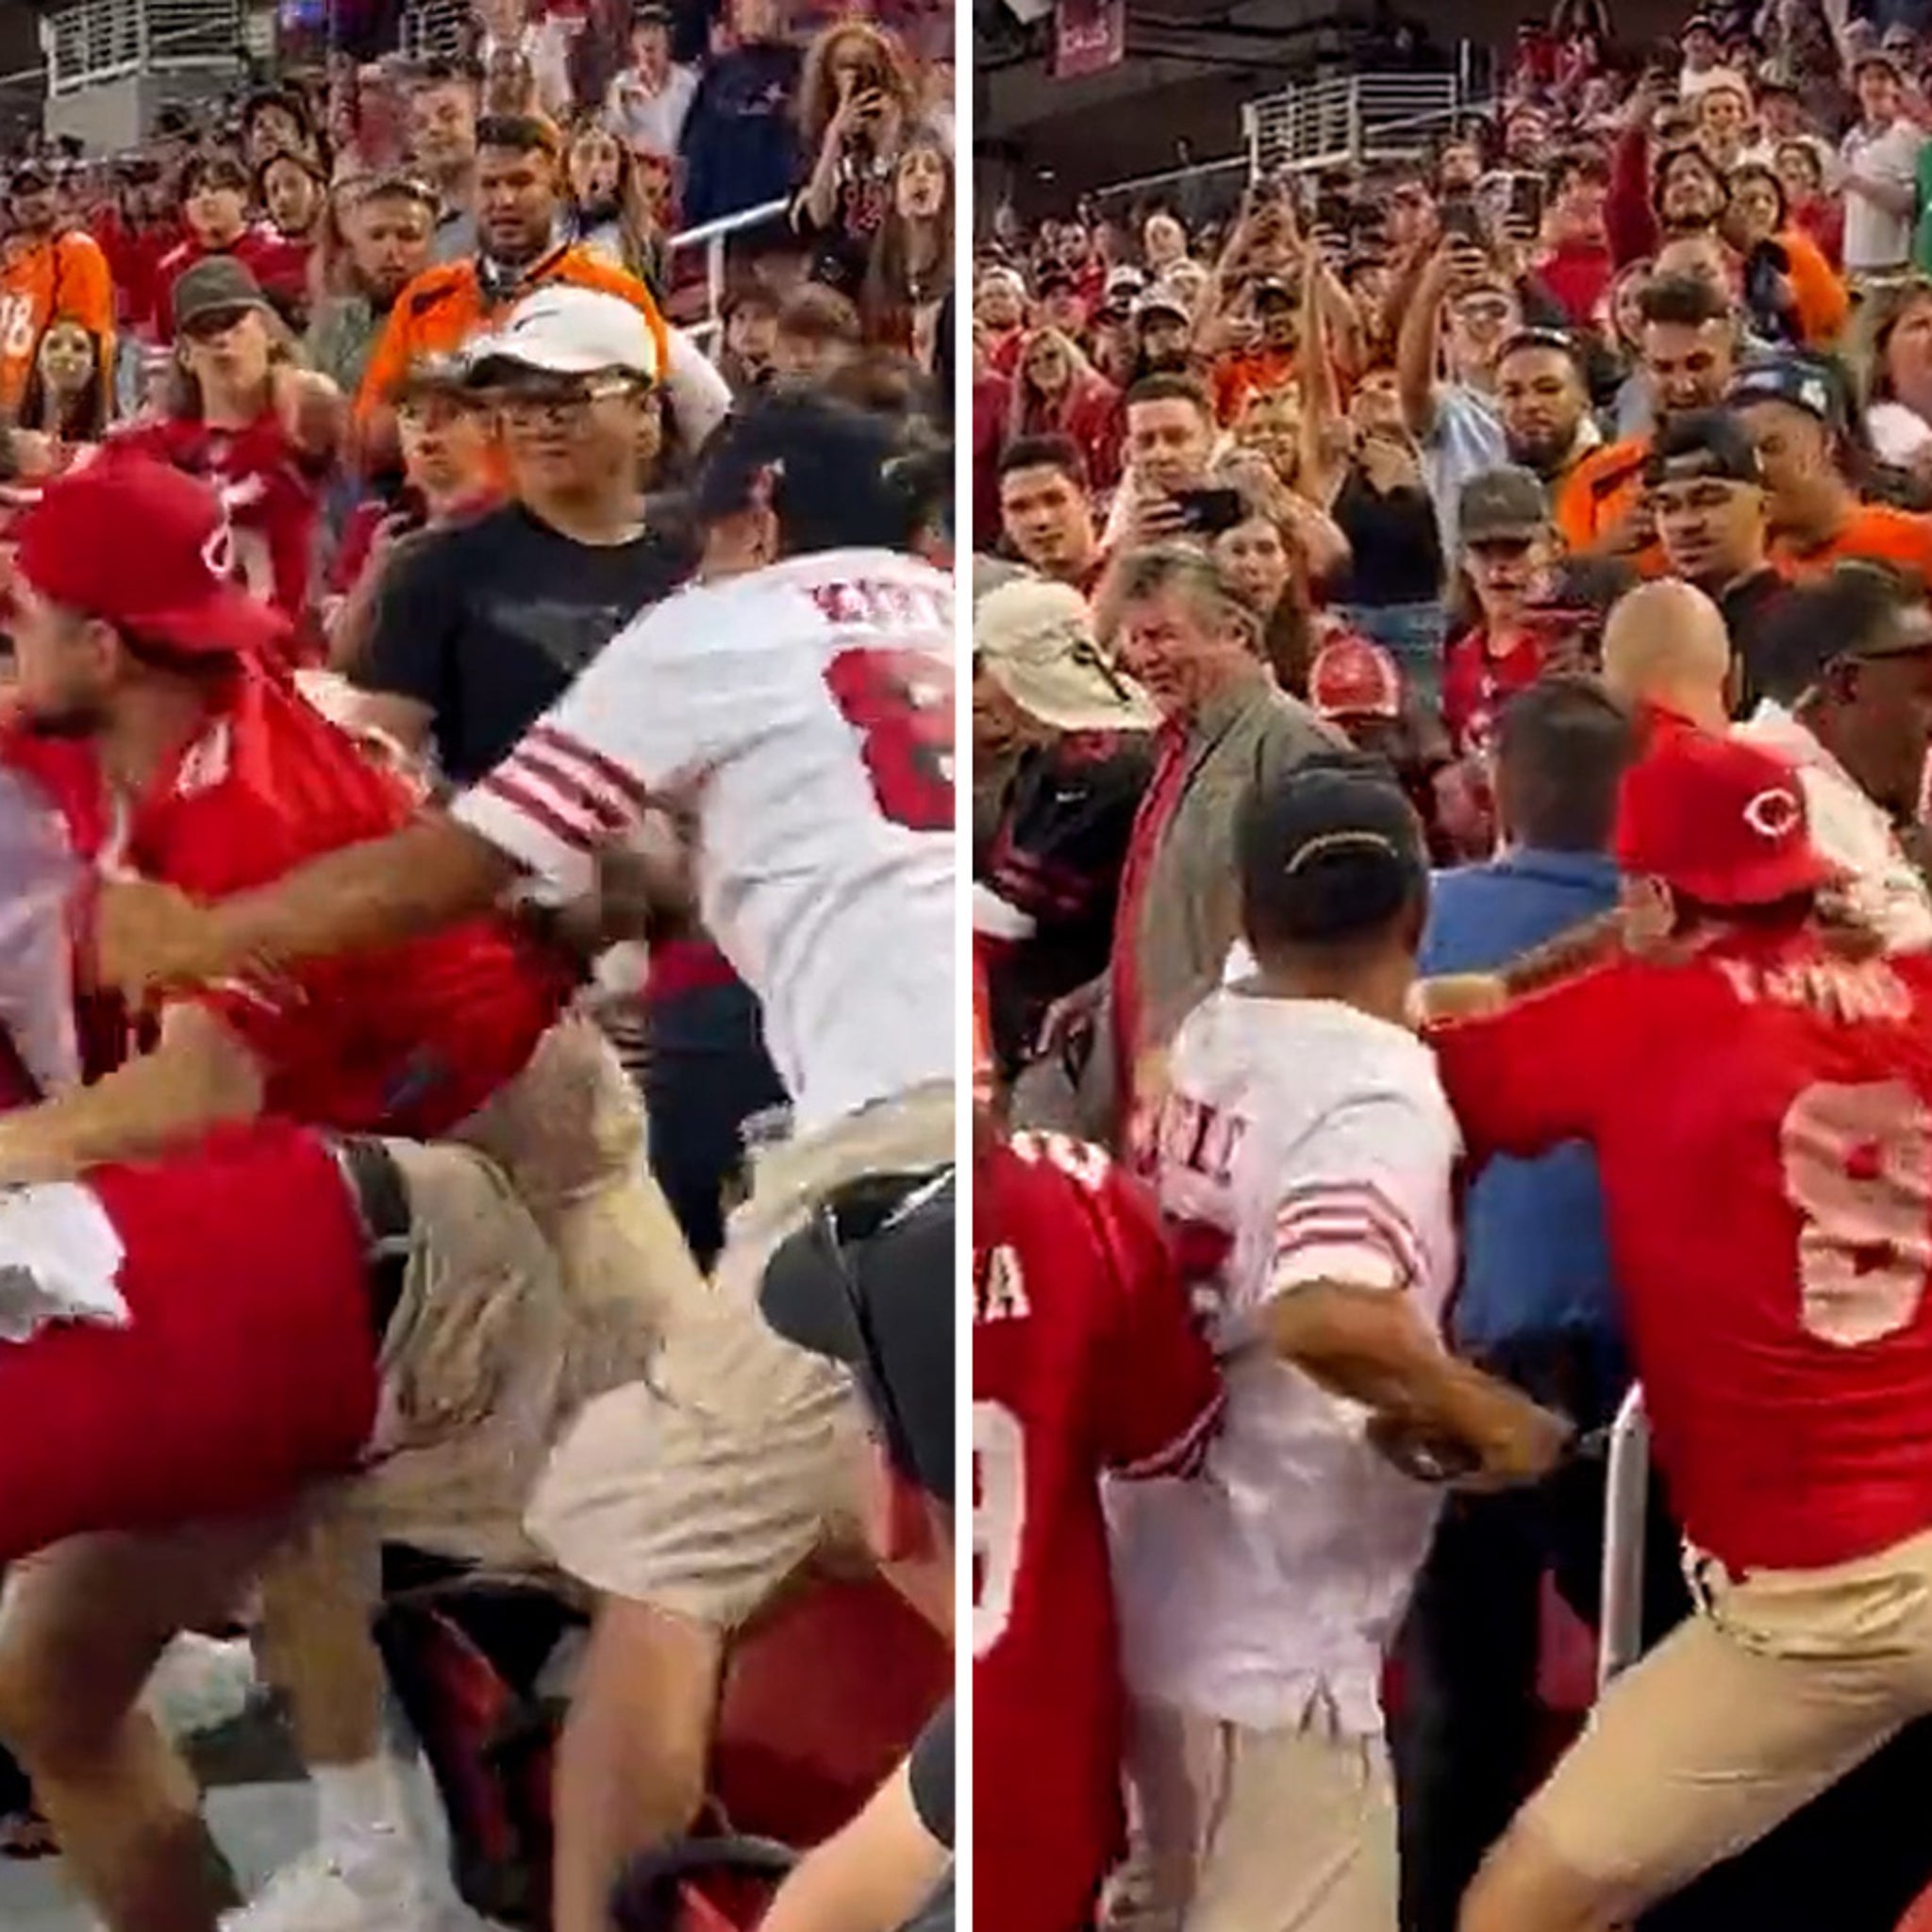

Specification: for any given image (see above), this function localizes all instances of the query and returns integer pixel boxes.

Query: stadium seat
[379,1563,947,1930]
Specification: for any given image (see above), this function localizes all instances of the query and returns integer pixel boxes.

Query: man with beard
[303,175,438,397]
[355,114,671,465]
[1557,275,1739,571]
[1645,408,1789,711]
[0,158,113,420]
[1494,329,1598,496]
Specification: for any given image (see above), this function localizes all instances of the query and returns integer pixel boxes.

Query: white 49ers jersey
[452,547,955,1133]
[1111,988,1461,1733]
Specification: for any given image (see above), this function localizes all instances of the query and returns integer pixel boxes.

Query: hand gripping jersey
[1432,929,1932,1574]
[455,548,955,1134]
[1115,988,1461,1734]
[974,1130,1221,1932]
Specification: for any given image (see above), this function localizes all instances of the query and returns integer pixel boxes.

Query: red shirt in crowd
[113,410,329,650]
[1432,930,1932,1574]
[153,227,311,342]
[974,1128,1221,1932]
[95,210,181,335]
[105,661,569,1137]
[0,1120,384,1566]
[1536,236,1614,331]
[1441,624,1545,758]
[1108,720,1191,1140]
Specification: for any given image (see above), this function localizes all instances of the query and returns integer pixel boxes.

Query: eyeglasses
[489,375,644,420]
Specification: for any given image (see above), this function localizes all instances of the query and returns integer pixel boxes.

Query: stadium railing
[668,197,790,348]
[1086,66,1492,226]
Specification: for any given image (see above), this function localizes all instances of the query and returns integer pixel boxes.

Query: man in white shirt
[603,3,698,157]
[1109,758,1569,1932]
[1840,50,1925,280]
[1733,568,1932,951]
[100,390,956,1932]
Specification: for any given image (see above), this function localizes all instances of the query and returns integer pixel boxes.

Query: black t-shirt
[1330,468,1445,607]
[979,731,1152,1074]
[355,502,690,785]
[1720,566,1793,720]
[908,1698,954,1851]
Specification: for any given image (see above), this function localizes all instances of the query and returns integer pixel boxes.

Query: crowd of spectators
[0,0,957,1926]
[974,3,1932,1930]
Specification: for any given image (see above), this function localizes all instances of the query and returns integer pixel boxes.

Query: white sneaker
[222,1828,481,1932]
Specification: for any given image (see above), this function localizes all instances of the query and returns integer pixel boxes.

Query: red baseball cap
[11,450,287,661]
[1615,730,1840,908]
[1309,634,1403,722]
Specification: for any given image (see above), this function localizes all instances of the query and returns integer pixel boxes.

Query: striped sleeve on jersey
[1114,1384,1225,1481]
[1271,1179,1423,1294]
[453,724,652,906]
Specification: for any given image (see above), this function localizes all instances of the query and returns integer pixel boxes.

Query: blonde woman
[1004,325,1123,492]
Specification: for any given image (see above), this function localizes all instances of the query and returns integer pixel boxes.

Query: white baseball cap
[465,284,660,385]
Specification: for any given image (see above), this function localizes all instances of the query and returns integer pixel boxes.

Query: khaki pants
[264,1017,708,1608]
[1522,1522,1932,1916]
[528,1080,954,1629]
[1110,1697,1399,1932]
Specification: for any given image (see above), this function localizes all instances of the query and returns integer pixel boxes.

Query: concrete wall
[43,64,237,153]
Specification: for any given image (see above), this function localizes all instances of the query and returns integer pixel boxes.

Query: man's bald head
[1601,579,1733,728]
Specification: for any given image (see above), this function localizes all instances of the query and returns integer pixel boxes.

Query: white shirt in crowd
[604,61,699,156]
[1840,113,1926,274]
[1110,989,1460,1736]
[453,548,956,1135]
[480,19,576,119]
[1737,699,1932,953]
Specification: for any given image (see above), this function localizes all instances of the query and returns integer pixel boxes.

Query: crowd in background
[0,0,957,1923]
[974,2,1932,1929]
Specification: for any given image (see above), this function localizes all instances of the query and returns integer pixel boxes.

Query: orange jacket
[355,242,671,429]
[1555,434,1667,576]
[1772,503,1932,587]
[0,231,115,418]
[1777,226,1851,351]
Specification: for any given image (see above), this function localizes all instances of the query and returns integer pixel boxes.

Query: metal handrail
[1597,1382,1650,1691]
[666,195,789,348]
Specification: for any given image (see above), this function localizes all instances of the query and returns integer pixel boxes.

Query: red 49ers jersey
[1432,927,1932,1574]
[974,1129,1222,1932]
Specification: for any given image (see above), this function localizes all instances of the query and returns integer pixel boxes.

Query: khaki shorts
[454,1012,708,1389]
[1521,1523,1932,1915]
[527,1081,954,1630]
[1109,1696,1399,1932]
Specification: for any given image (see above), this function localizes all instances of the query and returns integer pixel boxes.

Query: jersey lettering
[810,578,951,632]
[1010,1128,1110,1191]
[1782,1078,1932,1347]
[0,293,35,360]
[973,1398,1024,1658]
[823,647,953,833]
[975,1241,1032,1324]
